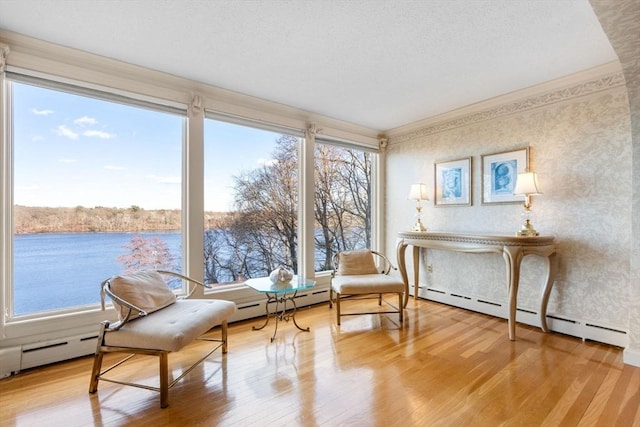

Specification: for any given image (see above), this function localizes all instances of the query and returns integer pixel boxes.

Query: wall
[590,0,640,367]
[385,64,633,346]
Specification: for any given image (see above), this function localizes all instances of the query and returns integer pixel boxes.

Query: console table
[396,231,557,340]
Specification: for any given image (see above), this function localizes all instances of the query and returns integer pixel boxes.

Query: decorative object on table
[434,157,472,207]
[481,147,529,204]
[513,171,542,237]
[408,183,429,232]
[269,266,294,283]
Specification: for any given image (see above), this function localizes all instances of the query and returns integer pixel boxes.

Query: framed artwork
[434,157,472,206]
[481,147,529,204]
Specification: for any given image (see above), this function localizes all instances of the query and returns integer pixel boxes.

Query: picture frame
[481,147,529,204]
[434,157,472,206]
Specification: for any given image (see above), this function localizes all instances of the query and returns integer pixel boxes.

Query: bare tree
[202,134,372,281]
[314,144,372,270]
[232,135,299,275]
[117,234,175,273]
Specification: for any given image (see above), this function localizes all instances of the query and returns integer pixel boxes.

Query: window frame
[0,71,189,337]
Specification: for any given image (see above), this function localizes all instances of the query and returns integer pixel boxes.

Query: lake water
[12,230,353,316]
[13,232,181,315]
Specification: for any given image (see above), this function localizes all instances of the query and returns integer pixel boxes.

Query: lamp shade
[409,183,429,201]
[513,172,542,195]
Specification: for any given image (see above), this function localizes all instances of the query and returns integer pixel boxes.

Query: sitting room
[0,0,639,425]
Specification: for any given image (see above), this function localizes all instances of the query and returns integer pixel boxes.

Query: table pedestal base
[252,290,310,342]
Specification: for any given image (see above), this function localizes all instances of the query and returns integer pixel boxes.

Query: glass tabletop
[244,275,316,295]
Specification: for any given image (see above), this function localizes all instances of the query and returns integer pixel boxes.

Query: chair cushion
[332,274,405,295]
[109,270,177,321]
[337,250,378,275]
[104,299,237,352]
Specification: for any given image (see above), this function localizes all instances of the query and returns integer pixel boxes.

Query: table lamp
[513,172,542,237]
[409,183,429,232]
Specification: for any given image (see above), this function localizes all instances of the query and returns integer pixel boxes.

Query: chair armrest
[371,250,398,275]
[156,270,213,298]
[100,279,148,330]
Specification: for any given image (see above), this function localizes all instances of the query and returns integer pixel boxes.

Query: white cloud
[104,165,125,171]
[148,174,181,184]
[54,125,79,140]
[32,108,54,116]
[74,116,97,126]
[83,130,116,139]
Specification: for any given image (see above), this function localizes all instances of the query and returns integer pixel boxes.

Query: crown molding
[387,61,626,144]
[0,30,379,147]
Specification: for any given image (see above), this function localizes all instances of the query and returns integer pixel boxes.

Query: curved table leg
[503,246,524,341]
[539,251,558,333]
[413,245,420,301]
[252,294,275,331]
[397,239,410,308]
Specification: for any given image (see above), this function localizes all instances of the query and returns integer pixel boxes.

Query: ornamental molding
[188,95,202,115]
[306,122,318,138]
[390,71,626,145]
[378,134,388,151]
[0,43,9,72]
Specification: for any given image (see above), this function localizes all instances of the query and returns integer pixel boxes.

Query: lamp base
[412,219,427,232]
[516,219,539,237]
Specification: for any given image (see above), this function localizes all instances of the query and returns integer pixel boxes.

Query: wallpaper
[590,0,640,358]
[386,74,632,332]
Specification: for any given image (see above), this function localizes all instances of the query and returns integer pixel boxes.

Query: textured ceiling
[0,0,618,131]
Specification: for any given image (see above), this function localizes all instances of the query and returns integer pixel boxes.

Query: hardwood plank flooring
[1,298,638,426]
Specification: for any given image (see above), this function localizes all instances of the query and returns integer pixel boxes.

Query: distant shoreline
[14,229,181,235]
[13,205,231,234]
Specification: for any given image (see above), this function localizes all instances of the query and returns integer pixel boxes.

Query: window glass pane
[11,81,184,316]
[204,119,299,284]
[314,143,373,271]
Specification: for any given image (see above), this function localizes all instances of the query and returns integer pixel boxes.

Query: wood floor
[2,298,640,426]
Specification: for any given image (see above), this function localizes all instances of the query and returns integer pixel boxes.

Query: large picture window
[8,78,185,317]
[203,118,300,284]
[314,141,374,271]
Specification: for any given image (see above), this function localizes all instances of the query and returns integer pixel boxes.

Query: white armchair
[329,250,406,326]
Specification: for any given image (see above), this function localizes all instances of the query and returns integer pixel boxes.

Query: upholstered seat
[89,270,236,408]
[102,299,236,352]
[331,274,405,296]
[329,250,406,325]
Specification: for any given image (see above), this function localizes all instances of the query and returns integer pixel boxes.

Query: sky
[13,81,282,211]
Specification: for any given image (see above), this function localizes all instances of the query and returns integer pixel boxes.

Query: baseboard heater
[0,333,99,378]
[420,286,629,348]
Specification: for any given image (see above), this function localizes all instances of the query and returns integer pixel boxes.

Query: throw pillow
[109,270,176,321]
[337,250,379,275]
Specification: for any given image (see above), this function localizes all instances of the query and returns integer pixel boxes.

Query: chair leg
[221,321,228,354]
[336,293,341,325]
[329,287,333,309]
[88,350,104,393]
[89,323,106,394]
[159,352,169,408]
[398,293,403,323]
